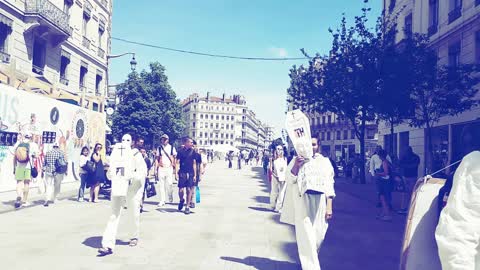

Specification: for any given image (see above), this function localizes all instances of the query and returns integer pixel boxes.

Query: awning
[84,1,93,18]
[0,13,13,28]
[96,69,104,77]
[98,16,106,32]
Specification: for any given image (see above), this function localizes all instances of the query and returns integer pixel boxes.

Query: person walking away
[282,136,335,270]
[77,146,90,202]
[176,137,196,215]
[270,145,288,212]
[156,134,177,206]
[139,146,152,212]
[398,146,420,214]
[262,152,270,175]
[98,134,148,256]
[375,150,393,221]
[42,143,67,206]
[237,152,242,170]
[227,151,233,168]
[87,143,106,203]
[190,141,204,208]
[13,133,37,208]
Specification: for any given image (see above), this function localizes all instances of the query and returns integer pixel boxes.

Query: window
[59,55,70,85]
[82,13,89,36]
[404,13,413,37]
[210,123,213,128]
[79,66,87,90]
[63,0,73,15]
[215,123,219,129]
[199,132,203,138]
[428,0,439,36]
[95,74,102,95]
[193,113,196,119]
[476,31,480,64]
[321,132,325,140]
[32,37,46,75]
[192,131,195,138]
[0,21,11,63]
[210,115,213,120]
[322,116,326,124]
[327,132,331,140]
[343,130,348,140]
[221,115,224,120]
[226,116,229,121]
[230,134,234,139]
[448,0,462,23]
[192,122,196,128]
[351,130,355,139]
[327,115,332,124]
[448,41,461,68]
[336,131,341,140]
[389,0,396,13]
[216,115,219,120]
[98,27,104,48]
[367,129,376,139]
[200,114,203,119]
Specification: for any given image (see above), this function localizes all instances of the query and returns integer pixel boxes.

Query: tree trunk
[359,116,367,184]
[390,119,395,158]
[425,122,434,175]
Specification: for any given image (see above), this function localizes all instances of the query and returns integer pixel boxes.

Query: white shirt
[287,153,336,197]
[369,154,392,177]
[158,144,176,170]
[273,157,287,182]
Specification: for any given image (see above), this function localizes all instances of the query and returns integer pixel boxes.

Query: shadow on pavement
[248,206,273,212]
[82,236,129,249]
[221,256,301,270]
[155,208,182,213]
[252,195,269,204]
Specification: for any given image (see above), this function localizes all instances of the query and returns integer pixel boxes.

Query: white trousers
[270,177,286,211]
[157,168,174,204]
[44,173,64,202]
[294,190,328,270]
[101,178,144,250]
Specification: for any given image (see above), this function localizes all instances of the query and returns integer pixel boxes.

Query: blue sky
[110,0,382,137]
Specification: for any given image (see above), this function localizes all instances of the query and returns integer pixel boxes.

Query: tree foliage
[287,2,480,179]
[111,62,185,145]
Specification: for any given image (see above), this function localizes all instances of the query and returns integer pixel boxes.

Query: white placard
[285,110,313,158]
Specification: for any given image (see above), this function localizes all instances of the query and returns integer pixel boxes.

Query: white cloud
[268,47,288,58]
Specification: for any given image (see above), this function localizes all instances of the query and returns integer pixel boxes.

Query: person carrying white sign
[98,134,147,256]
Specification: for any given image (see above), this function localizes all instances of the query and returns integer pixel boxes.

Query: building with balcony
[0,0,112,112]
[308,111,378,162]
[182,92,268,151]
[380,0,480,174]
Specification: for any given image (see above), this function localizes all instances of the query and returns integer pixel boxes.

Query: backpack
[55,155,68,174]
[15,143,30,163]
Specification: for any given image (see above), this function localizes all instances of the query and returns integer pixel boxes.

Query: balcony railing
[59,76,69,85]
[82,36,91,49]
[0,50,10,63]
[79,84,86,93]
[97,47,105,59]
[428,24,438,36]
[95,90,103,96]
[32,64,44,75]
[25,0,72,36]
[101,0,108,8]
[448,7,462,24]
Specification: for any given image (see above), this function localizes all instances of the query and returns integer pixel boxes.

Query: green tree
[111,62,185,146]
[403,35,479,173]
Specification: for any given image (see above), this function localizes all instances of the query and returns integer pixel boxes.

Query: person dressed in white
[435,150,480,270]
[269,145,288,212]
[98,134,147,256]
[156,134,177,206]
[281,137,335,270]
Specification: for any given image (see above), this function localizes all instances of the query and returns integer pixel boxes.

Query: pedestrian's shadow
[252,196,269,204]
[248,206,273,213]
[82,236,129,249]
[221,256,300,270]
[155,208,182,213]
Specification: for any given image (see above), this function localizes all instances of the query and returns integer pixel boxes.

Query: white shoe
[157,202,166,207]
[22,201,31,207]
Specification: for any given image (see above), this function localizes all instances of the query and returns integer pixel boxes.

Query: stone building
[380,0,480,174]
[182,92,268,151]
[0,0,112,111]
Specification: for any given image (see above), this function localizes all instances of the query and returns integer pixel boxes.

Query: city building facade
[182,92,268,151]
[309,111,378,162]
[380,0,480,174]
[0,0,112,111]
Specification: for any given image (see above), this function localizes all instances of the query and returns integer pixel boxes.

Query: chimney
[222,93,225,102]
[206,92,210,101]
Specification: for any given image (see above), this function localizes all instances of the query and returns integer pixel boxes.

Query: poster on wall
[0,83,106,192]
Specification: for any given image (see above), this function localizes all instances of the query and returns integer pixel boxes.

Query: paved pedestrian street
[0,161,405,270]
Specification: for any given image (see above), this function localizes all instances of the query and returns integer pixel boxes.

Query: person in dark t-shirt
[190,140,203,208]
[175,137,196,214]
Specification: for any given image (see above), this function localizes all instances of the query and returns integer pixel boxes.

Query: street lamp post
[104,52,137,135]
